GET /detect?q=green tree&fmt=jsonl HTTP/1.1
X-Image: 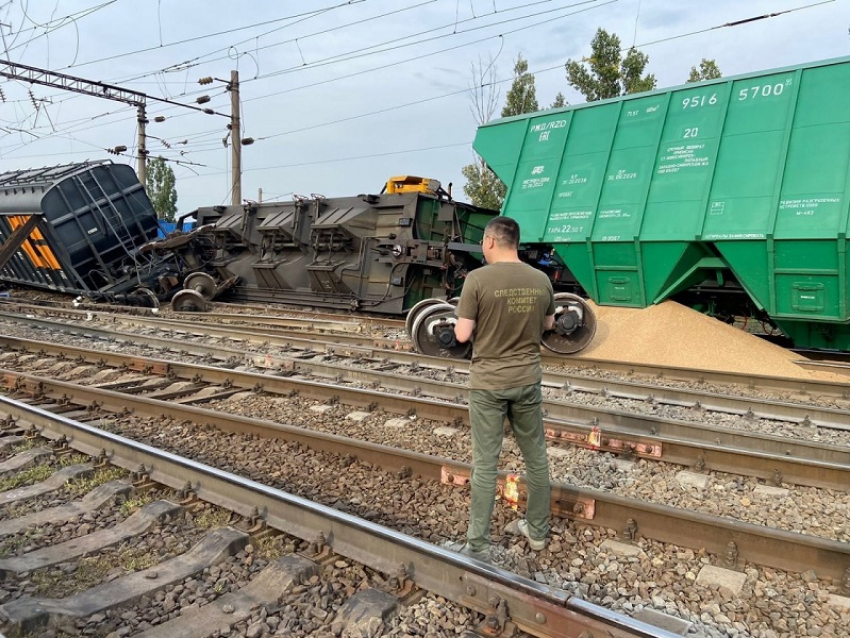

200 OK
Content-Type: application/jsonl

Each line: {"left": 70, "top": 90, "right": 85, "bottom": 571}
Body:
{"left": 551, "top": 92, "right": 567, "bottom": 109}
{"left": 462, "top": 53, "right": 544, "bottom": 210}
{"left": 687, "top": 59, "right": 722, "bottom": 83}
{"left": 502, "top": 54, "right": 538, "bottom": 117}
{"left": 461, "top": 163, "right": 506, "bottom": 211}
{"left": 145, "top": 156, "right": 178, "bottom": 222}
{"left": 564, "top": 28, "right": 656, "bottom": 102}
{"left": 461, "top": 55, "right": 505, "bottom": 210}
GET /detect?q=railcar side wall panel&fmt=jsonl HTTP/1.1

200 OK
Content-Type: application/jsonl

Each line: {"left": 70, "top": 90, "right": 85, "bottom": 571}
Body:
{"left": 474, "top": 55, "right": 850, "bottom": 349}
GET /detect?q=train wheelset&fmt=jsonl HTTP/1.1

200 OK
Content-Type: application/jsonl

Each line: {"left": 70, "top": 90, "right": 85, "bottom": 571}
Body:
{"left": 405, "top": 293, "right": 597, "bottom": 359}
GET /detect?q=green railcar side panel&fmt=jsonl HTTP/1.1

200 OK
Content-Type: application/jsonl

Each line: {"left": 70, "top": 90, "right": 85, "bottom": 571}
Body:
{"left": 544, "top": 104, "right": 620, "bottom": 245}
{"left": 596, "top": 269, "right": 641, "bottom": 305}
{"left": 473, "top": 55, "right": 850, "bottom": 348}
{"left": 776, "top": 319, "right": 850, "bottom": 351}
{"left": 641, "top": 242, "right": 695, "bottom": 304}
{"left": 592, "top": 240, "right": 642, "bottom": 306}
{"left": 498, "top": 112, "right": 574, "bottom": 241}
{"left": 771, "top": 64, "right": 850, "bottom": 323}
{"left": 554, "top": 244, "right": 595, "bottom": 298}
{"left": 773, "top": 240, "right": 842, "bottom": 320}
{"left": 473, "top": 120, "right": 527, "bottom": 195}
{"left": 709, "top": 241, "right": 770, "bottom": 311}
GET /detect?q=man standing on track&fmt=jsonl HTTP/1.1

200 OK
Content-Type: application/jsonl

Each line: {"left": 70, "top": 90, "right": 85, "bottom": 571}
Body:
{"left": 451, "top": 216, "right": 555, "bottom": 560}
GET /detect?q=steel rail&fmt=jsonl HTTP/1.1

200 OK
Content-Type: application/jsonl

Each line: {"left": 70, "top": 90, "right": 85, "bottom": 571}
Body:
{"left": 2, "top": 333, "right": 850, "bottom": 492}
{"left": 3, "top": 333, "right": 850, "bottom": 491}
{"left": 209, "top": 303, "right": 407, "bottom": 328}
{"left": 3, "top": 302, "right": 849, "bottom": 401}
{"left": 0, "top": 397, "right": 674, "bottom": 638}
{"left": 4, "top": 309, "right": 850, "bottom": 433}
{"left": 171, "top": 313, "right": 365, "bottom": 334}
{"left": 2, "top": 378, "right": 849, "bottom": 583}
{"left": 795, "top": 360, "right": 850, "bottom": 378}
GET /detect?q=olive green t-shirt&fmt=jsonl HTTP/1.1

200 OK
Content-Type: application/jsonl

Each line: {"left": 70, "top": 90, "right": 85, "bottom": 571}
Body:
{"left": 457, "top": 262, "right": 555, "bottom": 390}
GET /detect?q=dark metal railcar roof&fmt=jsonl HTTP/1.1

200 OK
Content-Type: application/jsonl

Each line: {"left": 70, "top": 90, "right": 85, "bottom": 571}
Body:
{"left": 0, "top": 160, "right": 110, "bottom": 189}
{"left": 0, "top": 160, "right": 113, "bottom": 214}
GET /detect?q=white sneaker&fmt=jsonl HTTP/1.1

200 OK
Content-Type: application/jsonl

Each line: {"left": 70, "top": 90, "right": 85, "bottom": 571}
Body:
{"left": 517, "top": 519, "right": 547, "bottom": 551}
{"left": 441, "top": 540, "right": 492, "bottom": 563}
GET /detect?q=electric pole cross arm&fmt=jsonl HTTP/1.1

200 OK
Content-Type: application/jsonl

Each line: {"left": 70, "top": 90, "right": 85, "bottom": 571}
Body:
{"left": 0, "top": 59, "right": 232, "bottom": 185}
{"left": 0, "top": 58, "right": 146, "bottom": 106}
{"left": 0, "top": 59, "right": 230, "bottom": 115}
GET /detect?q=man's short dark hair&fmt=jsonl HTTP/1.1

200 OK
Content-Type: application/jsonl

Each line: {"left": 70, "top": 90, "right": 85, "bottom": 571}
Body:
{"left": 485, "top": 216, "right": 520, "bottom": 248}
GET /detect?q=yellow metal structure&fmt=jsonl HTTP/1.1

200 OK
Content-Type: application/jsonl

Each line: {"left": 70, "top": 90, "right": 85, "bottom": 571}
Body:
{"left": 8, "top": 215, "right": 61, "bottom": 270}
{"left": 385, "top": 175, "right": 442, "bottom": 196}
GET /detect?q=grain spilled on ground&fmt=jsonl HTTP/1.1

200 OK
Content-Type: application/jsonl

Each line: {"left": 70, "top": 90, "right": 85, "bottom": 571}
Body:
{"left": 575, "top": 300, "right": 836, "bottom": 380}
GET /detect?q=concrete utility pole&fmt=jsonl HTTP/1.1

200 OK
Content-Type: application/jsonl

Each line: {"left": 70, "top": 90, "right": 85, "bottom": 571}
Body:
{"left": 229, "top": 70, "right": 241, "bottom": 206}
{"left": 136, "top": 104, "right": 148, "bottom": 185}
{"left": 199, "top": 71, "right": 250, "bottom": 207}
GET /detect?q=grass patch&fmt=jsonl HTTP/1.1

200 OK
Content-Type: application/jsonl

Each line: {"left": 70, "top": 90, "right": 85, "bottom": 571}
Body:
{"left": 253, "top": 534, "right": 291, "bottom": 560}
{"left": 10, "top": 438, "right": 38, "bottom": 453}
{"left": 3, "top": 501, "right": 36, "bottom": 519}
{"left": 193, "top": 505, "right": 233, "bottom": 529}
{"left": 32, "top": 545, "right": 159, "bottom": 597}
{"left": 0, "top": 463, "right": 53, "bottom": 491}
{"left": 119, "top": 493, "right": 154, "bottom": 517}
{"left": 58, "top": 453, "right": 89, "bottom": 467}
{"left": 0, "top": 534, "right": 29, "bottom": 558}
{"left": 66, "top": 467, "right": 127, "bottom": 497}
{"left": 0, "top": 527, "right": 47, "bottom": 558}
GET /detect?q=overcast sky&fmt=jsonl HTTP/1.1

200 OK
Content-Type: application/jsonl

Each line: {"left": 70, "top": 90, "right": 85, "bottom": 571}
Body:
{"left": 0, "top": 0, "right": 848, "bottom": 214}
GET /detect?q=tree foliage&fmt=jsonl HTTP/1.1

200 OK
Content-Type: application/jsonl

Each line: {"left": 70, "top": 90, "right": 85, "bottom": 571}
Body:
{"left": 551, "top": 92, "right": 567, "bottom": 109}
{"left": 461, "top": 163, "right": 506, "bottom": 211}
{"left": 687, "top": 59, "right": 722, "bottom": 83}
{"left": 145, "top": 156, "right": 178, "bottom": 222}
{"left": 564, "top": 28, "right": 656, "bottom": 102}
{"left": 462, "top": 53, "right": 545, "bottom": 210}
{"left": 461, "top": 55, "right": 504, "bottom": 210}
{"left": 502, "top": 54, "right": 538, "bottom": 117}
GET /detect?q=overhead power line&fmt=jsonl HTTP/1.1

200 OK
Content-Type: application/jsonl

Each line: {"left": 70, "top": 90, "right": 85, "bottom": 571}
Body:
{"left": 0, "top": 0, "right": 836, "bottom": 177}
{"left": 0, "top": 58, "right": 231, "bottom": 182}
{"left": 59, "top": 1, "right": 369, "bottom": 71}
{"left": 0, "top": 58, "right": 231, "bottom": 116}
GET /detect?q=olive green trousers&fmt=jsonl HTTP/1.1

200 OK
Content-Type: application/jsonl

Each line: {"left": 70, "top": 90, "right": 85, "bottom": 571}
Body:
{"left": 466, "top": 384, "right": 551, "bottom": 551}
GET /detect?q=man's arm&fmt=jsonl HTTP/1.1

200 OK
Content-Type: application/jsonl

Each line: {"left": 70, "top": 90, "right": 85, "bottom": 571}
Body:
{"left": 454, "top": 317, "right": 476, "bottom": 343}
{"left": 543, "top": 314, "right": 555, "bottom": 332}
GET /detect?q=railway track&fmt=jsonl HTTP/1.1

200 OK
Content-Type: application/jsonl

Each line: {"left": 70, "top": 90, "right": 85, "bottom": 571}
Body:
{"left": 0, "top": 344, "right": 848, "bottom": 575}
{"left": 4, "top": 300, "right": 849, "bottom": 402}
{"left": 2, "top": 313, "right": 850, "bottom": 495}
{"left": 1, "top": 302, "right": 850, "bottom": 634}
{"left": 1, "top": 365, "right": 849, "bottom": 636}
{"left": 0, "top": 398, "right": 673, "bottom": 638}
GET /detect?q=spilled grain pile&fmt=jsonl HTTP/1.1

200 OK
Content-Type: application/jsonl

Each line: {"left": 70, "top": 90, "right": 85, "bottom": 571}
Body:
{"left": 574, "top": 300, "right": 829, "bottom": 379}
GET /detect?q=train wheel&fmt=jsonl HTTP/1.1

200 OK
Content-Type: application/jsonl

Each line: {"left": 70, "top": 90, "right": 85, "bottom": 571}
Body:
{"left": 171, "top": 289, "right": 209, "bottom": 312}
{"left": 446, "top": 296, "right": 461, "bottom": 306}
{"left": 405, "top": 298, "right": 445, "bottom": 338}
{"left": 183, "top": 272, "right": 217, "bottom": 301}
{"left": 542, "top": 293, "right": 597, "bottom": 354}
{"left": 410, "top": 302, "right": 472, "bottom": 359}
{"left": 130, "top": 287, "right": 160, "bottom": 309}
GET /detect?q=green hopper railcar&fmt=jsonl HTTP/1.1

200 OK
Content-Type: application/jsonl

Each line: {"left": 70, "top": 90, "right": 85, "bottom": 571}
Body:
{"left": 473, "top": 55, "right": 850, "bottom": 350}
